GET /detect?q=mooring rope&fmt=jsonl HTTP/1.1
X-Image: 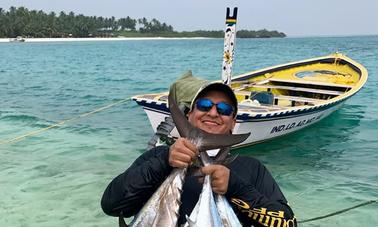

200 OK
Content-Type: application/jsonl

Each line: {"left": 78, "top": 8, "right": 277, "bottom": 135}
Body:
{"left": 298, "top": 199, "right": 377, "bottom": 223}
{"left": 0, "top": 97, "right": 131, "bottom": 145}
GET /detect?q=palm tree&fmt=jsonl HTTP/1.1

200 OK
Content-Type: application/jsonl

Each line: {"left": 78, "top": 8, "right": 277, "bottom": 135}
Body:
{"left": 0, "top": 8, "right": 6, "bottom": 37}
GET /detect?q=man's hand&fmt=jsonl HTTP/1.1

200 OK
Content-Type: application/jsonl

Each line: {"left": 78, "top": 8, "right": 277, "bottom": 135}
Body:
{"left": 169, "top": 138, "right": 198, "bottom": 168}
{"left": 201, "top": 165, "right": 230, "bottom": 195}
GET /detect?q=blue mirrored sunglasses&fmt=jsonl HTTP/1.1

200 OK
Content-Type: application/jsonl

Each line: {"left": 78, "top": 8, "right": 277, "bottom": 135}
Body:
{"left": 195, "top": 98, "right": 234, "bottom": 116}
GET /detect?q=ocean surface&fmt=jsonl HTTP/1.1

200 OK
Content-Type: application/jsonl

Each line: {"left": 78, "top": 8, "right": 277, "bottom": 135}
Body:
{"left": 1, "top": 36, "right": 377, "bottom": 227}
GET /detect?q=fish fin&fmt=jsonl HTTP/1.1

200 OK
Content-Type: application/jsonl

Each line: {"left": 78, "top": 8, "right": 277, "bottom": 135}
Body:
{"left": 200, "top": 151, "right": 212, "bottom": 166}
{"left": 213, "top": 147, "right": 230, "bottom": 163}
{"left": 118, "top": 212, "right": 128, "bottom": 227}
{"left": 222, "top": 154, "right": 238, "bottom": 165}
{"left": 168, "top": 91, "right": 191, "bottom": 138}
{"left": 213, "top": 147, "right": 239, "bottom": 165}
{"left": 198, "top": 130, "right": 250, "bottom": 151}
{"left": 185, "top": 215, "right": 196, "bottom": 227}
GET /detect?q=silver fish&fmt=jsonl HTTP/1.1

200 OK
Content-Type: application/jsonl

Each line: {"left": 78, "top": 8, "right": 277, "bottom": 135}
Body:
{"left": 215, "top": 194, "right": 242, "bottom": 227}
{"left": 130, "top": 92, "right": 250, "bottom": 227}
{"left": 184, "top": 152, "right": 222, "bottom": 227}
{"left": 184, "top": 150, "right": 242, "bottom": 227}
{"left": 130, "top": 168, "right": 185, "bottom": 227}
{"left": 185, "top": 174, "right": 222, "bottom": 227}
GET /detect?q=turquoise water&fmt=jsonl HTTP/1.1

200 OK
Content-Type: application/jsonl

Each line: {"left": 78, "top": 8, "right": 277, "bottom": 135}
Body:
{"left": 0, "top": 37, "right": 377, "bottom": 226}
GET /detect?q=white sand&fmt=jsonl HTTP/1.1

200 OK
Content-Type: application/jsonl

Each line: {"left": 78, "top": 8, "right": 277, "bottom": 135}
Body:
{"left": 0, "top": 37, "right": 209, "bottom": 43}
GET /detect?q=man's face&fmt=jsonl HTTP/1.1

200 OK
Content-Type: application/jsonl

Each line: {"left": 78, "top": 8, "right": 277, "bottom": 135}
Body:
{"left": 188, "top": 90, "right": 236, "bottom": 134}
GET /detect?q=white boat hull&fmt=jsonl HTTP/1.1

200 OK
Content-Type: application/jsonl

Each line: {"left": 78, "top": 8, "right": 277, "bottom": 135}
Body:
{"left": 141, "top": 101, "right": 344, "bottom": 148}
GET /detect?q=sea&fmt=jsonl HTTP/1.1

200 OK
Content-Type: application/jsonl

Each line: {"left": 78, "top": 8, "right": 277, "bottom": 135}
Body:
{"left": 1, "top": 36, "right": 377, "bottom": 227}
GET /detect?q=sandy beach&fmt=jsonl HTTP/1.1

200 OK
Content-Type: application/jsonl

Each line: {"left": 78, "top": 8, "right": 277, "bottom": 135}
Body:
{"left": 0, "top": 37, "right": 209, "bottom": 43}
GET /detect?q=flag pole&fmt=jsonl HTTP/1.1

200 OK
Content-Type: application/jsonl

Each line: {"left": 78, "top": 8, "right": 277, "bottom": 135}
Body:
{"left": 221, "top": 7, "right": 238, "bottom": 85}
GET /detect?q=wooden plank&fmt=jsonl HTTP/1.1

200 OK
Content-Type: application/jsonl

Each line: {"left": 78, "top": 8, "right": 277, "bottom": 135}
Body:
{"left": 234, "top": 91, "right": 251, "bottom": 96}
{"left": 233, "top": 78, "right": 271, "bottom": 91}
{"left": 252, "top": 84, "right": 344, "bottom": 95}
{"left": 238, "top": 103, "right": 284, "bottom": 112}
{"left": 268, "top": 78, "right": 353, "bottom": 89}
{"left": 275, "top": 95, "right": 323, "bottom": 103}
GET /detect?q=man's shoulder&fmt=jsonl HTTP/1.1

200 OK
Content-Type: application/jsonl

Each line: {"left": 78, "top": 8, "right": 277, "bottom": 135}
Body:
{"left": 135, "top": 145, "right": 170, "bottom": 163}
{"left": 145, "top": 145, "right": 170, "bottom": 157}
{"left": 236, "top": 155, "right": 262, "bottom": 164}
{"left": 230, "top": 155, "right": 266, "bottom": 170}
{"left": 153, "top": 145, "right": 170, "bottom": 153}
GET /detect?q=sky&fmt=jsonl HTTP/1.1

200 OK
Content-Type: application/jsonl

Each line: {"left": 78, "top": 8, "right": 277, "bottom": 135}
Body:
{"left": 1, "top": 0, "right": 378, "bottom": 37}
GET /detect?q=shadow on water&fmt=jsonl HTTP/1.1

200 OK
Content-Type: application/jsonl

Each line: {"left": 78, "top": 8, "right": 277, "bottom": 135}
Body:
{"left": 232, "top": 103, "right": 365, "bottom": 171}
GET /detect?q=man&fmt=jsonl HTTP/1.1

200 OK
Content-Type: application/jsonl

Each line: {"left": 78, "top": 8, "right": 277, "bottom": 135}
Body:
{"left": 101, "top": 82, "right": 297, "bottom": 226}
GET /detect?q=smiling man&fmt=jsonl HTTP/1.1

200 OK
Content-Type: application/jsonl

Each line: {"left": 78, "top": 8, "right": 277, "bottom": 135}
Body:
{"left": 101, "top": 80, "right": 297, "bottom": 226}
{"left": 188, "top": 85, "right": 237, "bottom": 134}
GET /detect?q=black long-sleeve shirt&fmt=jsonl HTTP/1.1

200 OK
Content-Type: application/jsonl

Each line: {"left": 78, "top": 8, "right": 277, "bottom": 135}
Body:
{"left": 101, "top": 146, "right": 297, "bottom": 226}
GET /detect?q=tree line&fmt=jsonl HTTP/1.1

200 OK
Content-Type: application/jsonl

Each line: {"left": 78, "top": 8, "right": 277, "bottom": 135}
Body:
{"left": 0, "top": 6, "right": 285, "bottom": 38}
{"left": 0, "top": 6, "right": 172, "bottom": 38}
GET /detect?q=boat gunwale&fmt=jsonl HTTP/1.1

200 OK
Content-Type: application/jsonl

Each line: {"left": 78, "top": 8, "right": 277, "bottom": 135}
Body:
{"left": 133, "top": 98, "right": 344, "bottom": 123}
{"left": 132, "top": 95, "right": 344, "bottom": 121}
{"left": 132, "top": 53, "right": 367, "bottom": 119}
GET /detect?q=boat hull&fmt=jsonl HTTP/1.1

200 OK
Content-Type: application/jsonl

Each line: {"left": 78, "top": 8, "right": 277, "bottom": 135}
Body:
{"left": 132, "top": 53, "right": 367, "bottom": 148}
{"left": 138, "top": 100, "right": 344, "bottom": 148}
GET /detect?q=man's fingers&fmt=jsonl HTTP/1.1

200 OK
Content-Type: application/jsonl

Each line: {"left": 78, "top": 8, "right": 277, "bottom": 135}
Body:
{"left": 169, "top": 138, "right": 199, "bottom": 168}
{"left": 171, "top": 160, "right": 189, "bottom": 168}
{"left": 173, "top": 152, "right": 193, "bottom": 164}
{"left": 182, "top": 140, "right": 198, "bottom": 158}
{"left": 200, "top": 165, "right": 230, "bottom": 195}
{"left": 170, "top": 151, "right": 192, "bottom": 168}
{"left": 201, "top": 165, "right": 215, "bottom": 175}
{"left": 175, "top": 138, "right": 198, "bottom": 157}
{"left": 182, "top": 139, "right": 197, "bottom": 151}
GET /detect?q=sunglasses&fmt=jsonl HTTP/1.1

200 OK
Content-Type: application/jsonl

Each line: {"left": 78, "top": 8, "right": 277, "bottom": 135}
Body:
{"left": 195, "top": 98, "right": 234, "bottom": 116}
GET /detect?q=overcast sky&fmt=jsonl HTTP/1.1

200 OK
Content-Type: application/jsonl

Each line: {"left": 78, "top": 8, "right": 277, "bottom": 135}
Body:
{"left": 2, "top": 0, "right": 378, "bottom": 37}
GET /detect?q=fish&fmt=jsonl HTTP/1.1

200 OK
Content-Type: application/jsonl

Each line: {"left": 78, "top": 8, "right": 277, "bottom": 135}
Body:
{"left": 184, "top": 152, "right": 242, "bottom": 227}
{"left": 129, "top": 92, "right": 250, "bottom": 227}
{"left": 184, "top": 152, "right": 222, "bottom": 227}
{"left": 185, "top": 174, "right": 222, "bottom": 227}
{"left": 130, "top": 168, "right": 186, "bottom": 227}
{"left": 215, "top": 194, "right": 242, "bottom": 227}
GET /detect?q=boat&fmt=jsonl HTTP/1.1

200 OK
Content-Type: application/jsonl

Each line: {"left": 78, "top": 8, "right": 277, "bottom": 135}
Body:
{"left": 132, "top": 52, "right": 368, "bottom": 148}
{"left": 9, "top": 36, "right": 25, "bottom": 42}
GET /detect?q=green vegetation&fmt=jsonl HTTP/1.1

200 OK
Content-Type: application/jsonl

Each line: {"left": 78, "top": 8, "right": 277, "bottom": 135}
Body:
{"left": 0, "top": 6, "right": 286, "bottom": 38}
{"left": 237, "top": 29, "right": 285, "bottom": 38}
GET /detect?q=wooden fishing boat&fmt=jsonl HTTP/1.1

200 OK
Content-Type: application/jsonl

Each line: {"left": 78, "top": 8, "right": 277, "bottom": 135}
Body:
{"left": 132, "top": 53, "right": 368, "bottom": 148}
{"left": 9, "top": 36, "right": 25, "bottom": 42}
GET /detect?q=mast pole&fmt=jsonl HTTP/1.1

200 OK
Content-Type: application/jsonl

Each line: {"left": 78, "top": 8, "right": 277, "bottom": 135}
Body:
{"left": 221, "top": 7, "right": 238, "bottom": 85}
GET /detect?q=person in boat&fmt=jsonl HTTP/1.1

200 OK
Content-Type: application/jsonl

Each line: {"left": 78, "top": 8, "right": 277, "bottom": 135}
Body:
{"left": 101, "top": 80, "right": 297, "bottom": 226}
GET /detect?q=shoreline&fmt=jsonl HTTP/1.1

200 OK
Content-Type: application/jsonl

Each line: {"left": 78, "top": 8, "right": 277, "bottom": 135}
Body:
{"left": 0, "top": 37, "right": 211, "bottom": 43}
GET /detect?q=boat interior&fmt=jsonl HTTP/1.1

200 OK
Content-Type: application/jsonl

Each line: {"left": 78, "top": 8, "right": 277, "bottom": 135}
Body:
{"left": 231, "top": 62, "right": 360, "bottom": 112}
{"left": 136, "top": 59, "right": 362, "bottom": 113}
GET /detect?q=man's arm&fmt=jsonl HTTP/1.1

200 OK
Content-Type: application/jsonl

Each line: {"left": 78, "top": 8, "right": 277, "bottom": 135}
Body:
{"left": 101, "top": 137, "right": 198, "bottom": 218}
{"left": 101, "top": 146, "right": 172, "bottom": 217}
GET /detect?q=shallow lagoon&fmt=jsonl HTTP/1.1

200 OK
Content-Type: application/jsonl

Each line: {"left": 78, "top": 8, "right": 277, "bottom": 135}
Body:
{"left": 1, "top": 36, "right": 377, "bottom": 226}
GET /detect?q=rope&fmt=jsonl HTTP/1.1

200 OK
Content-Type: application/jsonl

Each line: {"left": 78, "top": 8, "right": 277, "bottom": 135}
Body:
{"left": 146, "top": 104, "right": 187, "bottom": 150}
{"left": 298, "top": 199, "right": 377, "bottom": 223}
{"left": 0, "top": 98, "right": 131, "bottom": 145}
